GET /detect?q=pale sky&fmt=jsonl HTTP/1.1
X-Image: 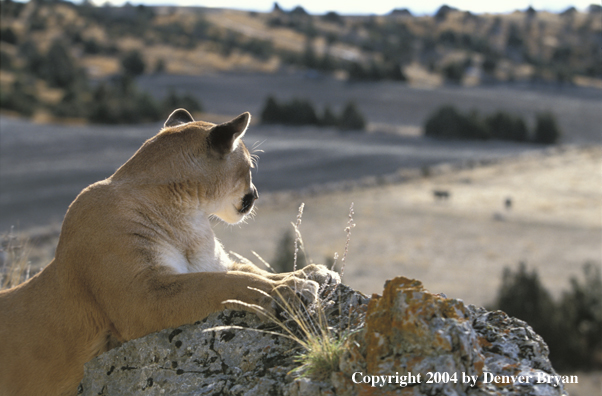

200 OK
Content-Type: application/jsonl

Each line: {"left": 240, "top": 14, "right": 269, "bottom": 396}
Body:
{"left": 101, "top": 0, "right": 595, "bottom": 16}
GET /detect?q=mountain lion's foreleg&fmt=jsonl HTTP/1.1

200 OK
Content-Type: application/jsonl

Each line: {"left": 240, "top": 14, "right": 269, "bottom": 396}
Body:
{"left": 100, "top": 269, "right": 318, "bottom": 341}
{"left": 230, "top": 262, "right": 341, "bottom": 286}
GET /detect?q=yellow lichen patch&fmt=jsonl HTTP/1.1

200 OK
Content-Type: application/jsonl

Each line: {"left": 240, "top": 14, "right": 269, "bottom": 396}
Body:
{"left": 366, "top": 277, "right": 436, "bottom": 371}
{"left": 365, "top": 277, "right": 414, "bottom": 371}
{"left": 433, "top": 331, "right": 452, "bottom": 350}
{"left": 474, "top": 360, "right": 484, "bottom": 374}
{"left": 402, "top": 354, "right": 427, "bottom": 373}
{"left": 478, "top": 336, "right": 492, "bottom": 348}
{"left": 501, "top": 363, "right": 521, "bottom": 375}
{"left": 364, "top": 276, "right": 482, "bottom": 375}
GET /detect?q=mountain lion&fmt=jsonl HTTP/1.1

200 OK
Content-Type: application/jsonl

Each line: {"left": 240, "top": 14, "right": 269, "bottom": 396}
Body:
{"left": 0, "top": 109, "right": 338, "bottom": 396}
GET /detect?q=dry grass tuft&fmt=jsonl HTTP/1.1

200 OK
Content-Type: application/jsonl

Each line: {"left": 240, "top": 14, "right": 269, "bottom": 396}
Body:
{"left": 209, "top": 202, "right": 358, "bottom": 381}
{"left": 212, "top": 285, "right": 355, "bottom": 381}
{"left": 330, "top": 202, "right": 355, "bottom": 281}
{"left": 292, "top": 203, "right": 305, "bottom": 272}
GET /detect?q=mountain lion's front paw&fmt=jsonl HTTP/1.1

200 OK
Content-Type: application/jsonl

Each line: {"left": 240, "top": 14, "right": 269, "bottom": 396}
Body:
{"left": 271, "top": 277, "right": 319, "bottom": 308}
{"left": 298, "top": 264, "right": 341, "bottom": 286}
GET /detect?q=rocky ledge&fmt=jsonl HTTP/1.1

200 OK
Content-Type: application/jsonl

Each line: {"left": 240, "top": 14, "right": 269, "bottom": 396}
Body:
{"left": 80, "top": 277, "right": 568, "bottom": 396}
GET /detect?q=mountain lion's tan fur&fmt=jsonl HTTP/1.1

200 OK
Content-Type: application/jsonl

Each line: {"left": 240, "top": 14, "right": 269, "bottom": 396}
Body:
{"left": 0, "top": 110, "right": 337, "bottom": 396}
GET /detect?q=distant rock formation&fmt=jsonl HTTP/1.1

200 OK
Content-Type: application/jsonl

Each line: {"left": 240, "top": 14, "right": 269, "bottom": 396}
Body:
{"left": 388, "top": 8, "right": 412, "bottom": 17}
{"left": 80, "top": 277, "right": 568, "bottom": 396}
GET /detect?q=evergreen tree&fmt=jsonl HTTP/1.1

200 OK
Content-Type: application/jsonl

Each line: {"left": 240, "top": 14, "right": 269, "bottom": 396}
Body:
{"left": 485, "top": 111, "right": 528, "bottom": 142}
{"left": 558, "top": 263, "right": 602, "bottom": 369}
{"left": 271, "top": 230, "right": 306, "bottom": 273}
{"left": 533, "top": 112, "right": 561, "bottom": 144}
{"left": 121, "top": 50, "right": 146, "bottom": 77}
{"left": 442, "top": 62, "right": 465, "bottom": 84}
{"left": 289, "top": 98, "right": 319, "bottom": 125}
{"left": 261, "top": 96, "right": 282, "bottom": 124}
{"left": 302, "top": 38, "right": 318, "bottom": 69}
{"left": 424, "top": 106, "right": 489, "bottom": 140}
{"left": 492, "top": 262, "right": 602, "bottom": 370}
{"left": 35, "top": 40, "right": 80, "bottom": 88}
{"left": 320, "top": 105, "right": 338, "bottom": 127}
{"left": 338, "top": 101, "right": 366, "bottom": 131}
{"left": 495, "top": 263, "right": 557, "bottom": 333}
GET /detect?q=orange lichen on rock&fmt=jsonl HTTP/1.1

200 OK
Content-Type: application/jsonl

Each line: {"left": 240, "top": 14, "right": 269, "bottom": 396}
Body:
{"left": 362, "top": 276, "right": 486, "bottom": 394}
{"left": 478, "top": 336, "right": 493, "bottom": 348}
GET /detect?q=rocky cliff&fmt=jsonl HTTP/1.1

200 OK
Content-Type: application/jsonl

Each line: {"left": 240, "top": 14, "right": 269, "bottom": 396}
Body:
{"left": 80, "top": 277, "right": 569, "bottom": 395}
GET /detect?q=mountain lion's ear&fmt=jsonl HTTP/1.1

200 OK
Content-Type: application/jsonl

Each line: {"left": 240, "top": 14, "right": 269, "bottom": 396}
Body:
{"left": 164, "top": 108, "right": 195, "bottom": 128}
{"left": 208, "top": 112, "right": 251, "bottom": 155}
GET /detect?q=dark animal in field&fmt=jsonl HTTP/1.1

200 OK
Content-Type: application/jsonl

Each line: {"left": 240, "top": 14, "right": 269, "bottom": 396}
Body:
{"left": 433, "top": 190, "right": 451, "bottom": 200}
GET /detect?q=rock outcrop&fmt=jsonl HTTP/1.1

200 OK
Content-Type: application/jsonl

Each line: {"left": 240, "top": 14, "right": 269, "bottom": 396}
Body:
{"left": 80, "top": 277, "right": 568, "bottom": 396}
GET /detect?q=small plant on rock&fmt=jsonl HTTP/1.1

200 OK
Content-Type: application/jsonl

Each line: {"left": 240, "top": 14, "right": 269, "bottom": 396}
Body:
{"left": 206, "top": 202, "right": 360, "bottom": 381}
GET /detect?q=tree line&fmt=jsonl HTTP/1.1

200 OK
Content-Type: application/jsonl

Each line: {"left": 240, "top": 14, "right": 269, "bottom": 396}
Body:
{"left": 491, "top": 262, "right": 602, "bottom": 371}
{"left": 424, "top": 106, "right": 561, "bottom": 144}
{"left": 0, "top": 34, "right": 201, "bottom": 124}
{"left": 261, "top": 96, "right": 366, "bottom": 131}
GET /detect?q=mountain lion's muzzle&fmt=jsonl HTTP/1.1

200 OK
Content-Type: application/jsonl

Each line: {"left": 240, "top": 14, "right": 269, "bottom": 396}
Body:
{"left": 239, "top": 185, "right": 258, "bottom": 214}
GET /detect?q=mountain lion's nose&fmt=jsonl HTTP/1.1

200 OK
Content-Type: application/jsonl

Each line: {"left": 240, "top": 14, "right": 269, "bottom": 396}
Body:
{"left": 240, "top": 186, "right": 258, "bottom": 214}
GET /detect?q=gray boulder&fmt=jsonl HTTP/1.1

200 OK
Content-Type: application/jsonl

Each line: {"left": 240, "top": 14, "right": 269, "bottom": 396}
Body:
{"left": 80, "top": 278, "right": 568, "bottom": 396}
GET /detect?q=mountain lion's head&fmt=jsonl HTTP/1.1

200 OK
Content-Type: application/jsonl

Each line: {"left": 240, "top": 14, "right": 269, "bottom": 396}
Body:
{"left": 113, "top": 108, "right": 258, "bottom": 224}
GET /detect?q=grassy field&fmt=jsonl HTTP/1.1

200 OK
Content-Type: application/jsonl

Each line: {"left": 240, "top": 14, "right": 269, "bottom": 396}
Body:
{"left": 3, "top": 145, "right": 599, "bottom": 306}
{"left": 214, "top": 146, "right": 601, "bottom": 307}
{"left": 4, "top": 147, "right": 602, "bottom": 305}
